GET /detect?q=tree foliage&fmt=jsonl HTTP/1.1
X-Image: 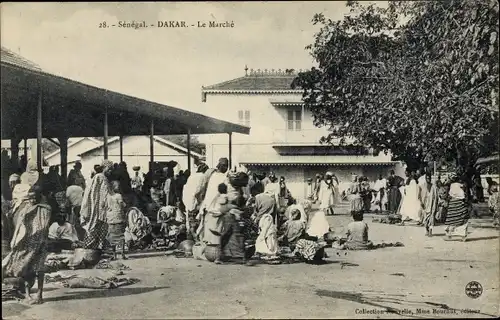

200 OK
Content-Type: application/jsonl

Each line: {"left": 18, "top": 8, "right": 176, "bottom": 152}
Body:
{"left": 158, "top": 135, "right": 206, "bottom": 156}
{"left": 292, "top": 0, "right": 499, "bottom": 171}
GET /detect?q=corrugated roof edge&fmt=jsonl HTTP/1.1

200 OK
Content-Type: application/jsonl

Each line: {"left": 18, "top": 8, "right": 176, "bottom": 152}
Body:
{"left": 1, "top": 62, "right": 250, "bottom": 135}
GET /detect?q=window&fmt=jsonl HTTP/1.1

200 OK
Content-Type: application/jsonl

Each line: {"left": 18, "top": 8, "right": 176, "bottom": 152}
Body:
{"left": 238, "top": 110, "right": 250, "bottom": 126}
{"left": 287, "top": 109, "right": 302, "bottom": 131}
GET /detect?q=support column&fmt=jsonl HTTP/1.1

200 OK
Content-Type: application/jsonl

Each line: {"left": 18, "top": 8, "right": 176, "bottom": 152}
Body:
{"left": 36, "top": 91, "right": 43, "bottom": 171}
{"left": 149, "top": 120, "right": 154, "bottom": 172}
{"left": 23, "top": 139, "right": 28, "bottom": 171}
{"left": 103, "top": 108, "right": 109, "bottom": 160}
{"left": 59, "top": 137, "right": 68, "bottom": 188}
{"left": 228, "top": 132, "right": 233, "bottom": 169}
{"left": 10, "top": 138, "right": 20, "bottom": 172}
{"left": 119, "top": 135, "right": 124, "bottom": 163}
{"left": 187, "top": 128, "right": 191, "bottom": 172}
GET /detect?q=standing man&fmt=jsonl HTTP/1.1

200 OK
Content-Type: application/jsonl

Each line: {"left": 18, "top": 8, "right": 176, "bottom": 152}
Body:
{"left": 67, "top": 161, "right": 86, "bottom": 190}
{"left": 373, "top": 174, "right": 387, "bottom": 212}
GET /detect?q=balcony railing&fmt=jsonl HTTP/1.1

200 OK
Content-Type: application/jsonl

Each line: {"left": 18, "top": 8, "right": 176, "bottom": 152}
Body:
{"left": 272, "top": 129, "right": 356, "bottom": 145}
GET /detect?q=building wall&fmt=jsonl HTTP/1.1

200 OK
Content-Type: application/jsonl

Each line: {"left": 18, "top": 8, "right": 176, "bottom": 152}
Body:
{"left": 46, "top": 138, "right": 101, "bottom": 168}
{"left": 198, "top": 93, "right": 303, "bottom": 148}
{"left": 78, "top": 136, "right": 198, "bottom": 178}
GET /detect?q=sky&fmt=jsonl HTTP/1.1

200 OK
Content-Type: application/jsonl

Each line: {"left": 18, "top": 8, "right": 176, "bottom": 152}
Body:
{"left": 0, "top": 1, "right": 359, "bottom": 115}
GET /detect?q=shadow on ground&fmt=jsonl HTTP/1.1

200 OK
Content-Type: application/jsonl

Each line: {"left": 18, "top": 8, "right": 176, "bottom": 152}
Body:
{"left": 43, "top": 286, "right": 169, "bottom": 303}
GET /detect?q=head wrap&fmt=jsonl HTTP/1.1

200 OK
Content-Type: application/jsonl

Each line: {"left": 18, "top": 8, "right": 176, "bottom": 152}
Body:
{"left": 21, "top": 160, "right": 39, "bottom": 186}
{"left": 217, "top": 157, "right": 229, "bottom": 167}
{"left": 301, "top": 200, "right": 312, "bottom": 213}
{"left": 196, "top": 163, "right": 209, "bottom": 173}
{"left": 290, "top": 208, "right": 301, "bottom": 220}
{"left": 9, "top": 173, "right": 20, "bottom": 183}
{"left": 101, "top": 159, "right": 114, "bottom": 171}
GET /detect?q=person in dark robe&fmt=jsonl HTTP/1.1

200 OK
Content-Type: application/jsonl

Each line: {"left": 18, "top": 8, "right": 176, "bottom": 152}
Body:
{"left": 67, "top": 162, "right": 86, "bottom": 190}
{"left": 486, "top": 177, "right": 499, "bottom": 196}
{"left": 387, "top": 170, "right": 403, "bottom": 214}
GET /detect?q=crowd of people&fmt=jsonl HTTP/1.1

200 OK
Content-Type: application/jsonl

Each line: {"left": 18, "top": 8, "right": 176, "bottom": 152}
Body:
{"left": 1, "top": 149, "right": 498, "bottom": 305}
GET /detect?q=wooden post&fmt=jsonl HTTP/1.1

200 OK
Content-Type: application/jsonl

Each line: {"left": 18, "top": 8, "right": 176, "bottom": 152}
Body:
{"left": 23, "top": 139, "right": 28, "bottom": 170}
{"left": 228, "top": 132, "right": 232, "bottom": 169}
{"left": 59, "top": 137, "right": 68, "bottom": 188}
{"left": 119, "top": 135, "right": 124, "bottom": 163}
{"left": 10, "top": 138, "right": 20, "bottom": 171}
{"left": 36, "top": 91, "right": 43, "bottom": 171}
{"left": 150, "top": 120, "right": 154, "bottom": 172}
{"left": 103, "top": 108, "right": 109, "bottom": 160}
{"left": 187, "top": 128, "right": 191, "bottom": 172}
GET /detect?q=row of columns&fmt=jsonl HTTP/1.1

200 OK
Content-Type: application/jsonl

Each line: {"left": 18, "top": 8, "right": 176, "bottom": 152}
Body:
{"left": 22, "top": 95, "right": 233, "bottom": 182}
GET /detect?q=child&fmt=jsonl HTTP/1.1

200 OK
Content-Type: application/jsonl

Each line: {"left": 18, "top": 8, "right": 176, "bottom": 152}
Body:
{"left": 107, "top": 180, "right": 127, "bottom": 260}
{"left": 333, "top": 211, "right": 373, "bottom": 250}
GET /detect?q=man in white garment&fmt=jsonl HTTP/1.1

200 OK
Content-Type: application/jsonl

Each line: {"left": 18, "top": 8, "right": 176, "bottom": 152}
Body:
{"left": 183, "top": 163, "right": 209, "bottom": 216}
{"left": 372, "top": 174, "right": 387, "bottom": 212}
{"left": 196, "top": 158, "right": 230, "bottom": 242}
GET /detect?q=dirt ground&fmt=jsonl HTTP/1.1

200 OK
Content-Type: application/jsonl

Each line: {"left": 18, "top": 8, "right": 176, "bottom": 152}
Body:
{"left": 3, "top": 203, "right": 499, "bottom": 319}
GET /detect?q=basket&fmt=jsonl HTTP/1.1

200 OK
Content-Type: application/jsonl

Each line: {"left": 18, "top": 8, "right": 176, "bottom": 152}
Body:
{"left": 204, "top": 244, "right": 221, "bottom": 262}
{"left": 178, "top": 240, "right": 195, "bottom": 255}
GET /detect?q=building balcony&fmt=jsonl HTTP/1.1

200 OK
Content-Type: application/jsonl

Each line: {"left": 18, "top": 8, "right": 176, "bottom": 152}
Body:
{"left": 272, "top": 129, "right": 356, "bottom": 146}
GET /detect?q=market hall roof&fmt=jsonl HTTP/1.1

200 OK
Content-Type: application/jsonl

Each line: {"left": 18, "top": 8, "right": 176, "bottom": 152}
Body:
{"left": 1, "top": 47, "right": 42, "bottom": 72}
{"left": 201, "top": 68, "right": 304, "bottom": 99}
{"left": 1, "top": 47, "right": 250, "bottom": 140}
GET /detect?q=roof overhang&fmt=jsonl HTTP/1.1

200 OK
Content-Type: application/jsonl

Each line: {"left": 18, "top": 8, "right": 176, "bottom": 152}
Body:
{"left": 240, "top": 161, "right": 397, "bottom": 166}
{"left": 239, "top": 154, "right": 398, "bottom": 166}
{"left": 1, "top": 62, "right": 250, "bottom": 139}
{"left": 202, "top": 89, "right": 303, "bottom": 94}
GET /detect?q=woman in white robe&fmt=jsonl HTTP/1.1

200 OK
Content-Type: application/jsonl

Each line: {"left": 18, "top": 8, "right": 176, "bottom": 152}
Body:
{"left": 400, "top": 177, "right": 422, "bottom": 223}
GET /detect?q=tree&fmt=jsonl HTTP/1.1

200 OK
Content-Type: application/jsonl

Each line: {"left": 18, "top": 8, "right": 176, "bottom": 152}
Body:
{"left": 292, "top": 0, "right": 499, "bottom": 172}
{"left": 159, "top": 135, "right": 206, "bottom": 156}
{"left": 41, "top": 139, "right": 59, "bottom": 154}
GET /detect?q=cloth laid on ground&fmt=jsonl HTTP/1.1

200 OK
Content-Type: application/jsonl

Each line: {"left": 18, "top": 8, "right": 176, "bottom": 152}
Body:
{"left": 44, "top": 273, "right": 139, "bottom": 289}
{"left": 372, "top": 214, "right": 402, "bottom": 224}
{"left": 332, "top": 239, "right": 404, "bottom": 250}
{"left": 2, "top": 281, "right": 26, "bottom": 301}
{"left": 94, "top": 259, "right": 131, "bottom": 271}
{"left": 44, "top": 251, "right": 74, "bottom": 273}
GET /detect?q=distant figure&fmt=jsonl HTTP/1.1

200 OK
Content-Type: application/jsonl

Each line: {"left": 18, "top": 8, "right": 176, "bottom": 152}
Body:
{"left": 486, "top": 177, "right": 498, "bottom": 196}
{"left": 19, "top": 155, "right": 27, "bottom": 173}
{"left": 131, "top": 166, "right": 144, "bottom": 193}
{"left": 67, "top": 162, "right": 86, "bottom": 190}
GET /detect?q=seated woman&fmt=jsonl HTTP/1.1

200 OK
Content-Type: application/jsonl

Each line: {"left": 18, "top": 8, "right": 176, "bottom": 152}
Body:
{"left": 278, "top": 208, "right": 306, "bottom": 251}
{"left": 47, "top": 213, "right": 82, "bottom": 252}
{"left": 333, "top": 211, "right": 373, "bottom": 250}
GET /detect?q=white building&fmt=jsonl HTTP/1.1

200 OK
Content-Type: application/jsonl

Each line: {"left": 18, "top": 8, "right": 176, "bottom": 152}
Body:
{"left": 45, "top": 137, "right": 101, "bottom": 169}
{"left": 200, "top": 68, "right": 405, "bottom": 200}
{"left": 64, "top": 136, "right": 203, "bottom": 179}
